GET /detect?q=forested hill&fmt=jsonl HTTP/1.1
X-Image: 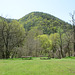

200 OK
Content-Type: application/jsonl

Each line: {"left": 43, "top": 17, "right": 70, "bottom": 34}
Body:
{"left": 0, "top": 16, "right": 16, "bottom": 23}
{"left": 19, "top": 12, "right": 72, "bottom": 34}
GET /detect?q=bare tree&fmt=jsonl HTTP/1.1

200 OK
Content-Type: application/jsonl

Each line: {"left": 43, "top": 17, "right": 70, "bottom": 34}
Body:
{"left": 70, "top": 11, "right": 75, "bottom": 56}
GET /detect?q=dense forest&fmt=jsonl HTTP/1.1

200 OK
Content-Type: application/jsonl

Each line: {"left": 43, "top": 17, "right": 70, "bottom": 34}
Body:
{"left": 19, "top": 12, "right": 72, "bottom": 34}
{"left": 0, "top": 12, "right": 74, "bottom": 59}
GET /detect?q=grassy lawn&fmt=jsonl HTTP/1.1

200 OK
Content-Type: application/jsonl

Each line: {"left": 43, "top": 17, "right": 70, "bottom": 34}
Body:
{"left": 0, "top": 57, "right": 75, "bottom": 75}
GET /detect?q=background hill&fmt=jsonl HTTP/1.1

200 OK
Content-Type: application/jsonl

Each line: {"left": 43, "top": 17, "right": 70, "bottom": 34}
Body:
{"left": 18, "top": 12, "right": 72, "bottom": 34}
{"left": 0, "top": 12, "right": 72, "bottom": 35}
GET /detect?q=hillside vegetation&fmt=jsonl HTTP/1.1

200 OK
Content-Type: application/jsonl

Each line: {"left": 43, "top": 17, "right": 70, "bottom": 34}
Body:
{"left": 0, "top": 11, "right": 74, "bottom": 59}
{"left": 19, "top": 12, "right": 72, "bottom": 34}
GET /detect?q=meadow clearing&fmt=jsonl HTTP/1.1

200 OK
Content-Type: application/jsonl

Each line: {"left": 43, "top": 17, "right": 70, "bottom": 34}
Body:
{"left": 0, "top": 57, "right": 75, "bottom": 75}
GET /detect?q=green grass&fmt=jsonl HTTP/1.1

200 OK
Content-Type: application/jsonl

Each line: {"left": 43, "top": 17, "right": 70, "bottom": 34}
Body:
{"left": 0, "top": 57, "right": 75, "bottom": 75}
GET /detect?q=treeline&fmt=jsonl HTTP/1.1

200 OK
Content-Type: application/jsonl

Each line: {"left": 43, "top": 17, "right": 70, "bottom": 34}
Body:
{"left": 0, "top": 12, "right": 74, "bottom": 59}
{"left": 19, "top": 27, "right": 73, "bottom": 59}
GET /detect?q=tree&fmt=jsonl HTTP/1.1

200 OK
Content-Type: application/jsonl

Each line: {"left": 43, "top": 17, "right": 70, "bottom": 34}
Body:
{"left": 0, "top": 19, "right": 25, "bottom": 59}
{"left": 57, "top": 27, "right": 64, "bottom": 58}
{"left": 63, "top": 31, "right": 73, "bottom": 57}
{"left": 24, "top": 27, "right": 43, "bottom": 56}
{"left": 70, "top": 12, "right": 75, "bottom": 56}
{"left": 49, "top": 33, "right": 59, "bottom": 58}
{"left": 37, "top": 34, "right": 52, "bottom": 56}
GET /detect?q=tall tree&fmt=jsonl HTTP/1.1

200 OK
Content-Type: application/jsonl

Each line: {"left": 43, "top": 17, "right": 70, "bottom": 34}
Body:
{"left": 70, "top": 12, "right": 75, "bottom": 56}
{"left": 49, "top": 33, "right": 59, "bottom": 58}
{"left": 63, "top": 32, "right": 73, "bottom": 57}
{"left": 37, "top": 34, "right": 52, "bottom": 56}
{"left": 57, "top": 27, "right": 64, "bottom": 58}
{"left": 0, "top": 19, "right": 25, "bottom": 59}
{"left": 24, "top": 27, "right": 43, "bottom": 56}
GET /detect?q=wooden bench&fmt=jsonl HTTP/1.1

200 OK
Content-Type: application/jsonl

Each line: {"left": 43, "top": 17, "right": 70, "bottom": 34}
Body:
{"left": 21, "top": 56, "right": 32, "bottom": 60}
{"left": 40, "top": 55, "right": 51, "bottom": 60}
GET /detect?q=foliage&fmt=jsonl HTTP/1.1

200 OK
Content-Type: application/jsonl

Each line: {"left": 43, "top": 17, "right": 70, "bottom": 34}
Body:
{"left": 49, "top": 33, "right": 59, "bottom": 51}
{"left": 0, "top": 12, "right": 74, "bottom": 59}
{"left": 19, "top": 12, "right": 72, "bottom": 34}
{"left": 0, "top": 19, "right": 25, "bottom": 59}
{"left": 37, "top": 34, "right": 52, "bottom": 55}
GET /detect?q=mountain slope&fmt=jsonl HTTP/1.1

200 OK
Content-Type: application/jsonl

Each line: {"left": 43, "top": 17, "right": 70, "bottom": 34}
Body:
{"left": 19, "top": 12, "right": 72, "bottom": 34}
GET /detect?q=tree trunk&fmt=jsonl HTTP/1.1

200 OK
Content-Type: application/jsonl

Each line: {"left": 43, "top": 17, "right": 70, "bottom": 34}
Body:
{"left": 35, "top": 42, "right": 38, "bottom": 57}
{"left": 6, "top": 50, "right": 10, "bottom": 59}
{"left": 5, "top": 44, "right": 10, "bottom": 59}
{"left": 67, "top": 43, "right": 71, "bottom": 57}
{"left": 5, "top": 36, "right": 10, "bottom": 59}
{"left": 60, "top": 33, "right": 64, "bottom": 58}
{"left": 58, "top": 50, "right": 61, "bottom": 59}
{"left": 2, "top": 51, "right": 5, "bottom": 59}
{"left": 52, "top": 49, "right": 55, "bottom": 58}
{"left": 74, "top": 26, "right": 75, "bottom": 56}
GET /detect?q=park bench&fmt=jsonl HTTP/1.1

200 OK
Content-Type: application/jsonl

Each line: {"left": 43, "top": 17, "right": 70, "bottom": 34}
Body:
{"left": 21, "top": 56, "right": 32, "bottom": 60}
{"left": 40, "top": 55, "right": 51, "bottom": 60}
